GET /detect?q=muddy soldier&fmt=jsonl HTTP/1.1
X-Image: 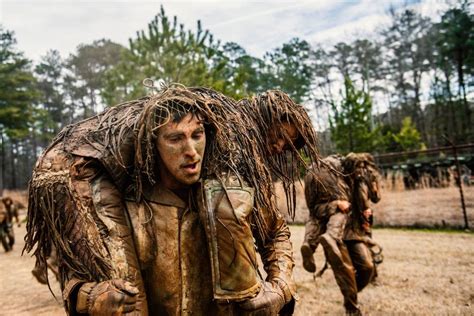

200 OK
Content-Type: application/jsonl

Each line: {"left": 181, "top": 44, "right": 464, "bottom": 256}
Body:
{"left": 25, "top": 84, "right": 319, "bottom": 315}
{"left": 301, "top": 153, "right": 381, "bottom": 315}
{"left": 0, "top": 197, "right": 20, "bottom": 252}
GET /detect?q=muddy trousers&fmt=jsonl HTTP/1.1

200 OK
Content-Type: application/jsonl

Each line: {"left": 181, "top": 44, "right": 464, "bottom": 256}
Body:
{"left": 345, "top": 241, "right": 375, "bottom": 292}
{"left": 301, "top": 218, "right": 322, "bottom": 273}
{"left": 319, "top": 213, "right": 360, "bottom": 312}
{"left": 303, "top": 218, "right": 321, "bottom": 251}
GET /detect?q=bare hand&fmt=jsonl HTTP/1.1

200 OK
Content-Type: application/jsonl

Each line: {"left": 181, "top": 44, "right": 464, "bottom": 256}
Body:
{"left": 337, "top": 200, "right": 351, "bottom": 213}
{"left": 363, "top": 208, "right": 372, "bottom": 219}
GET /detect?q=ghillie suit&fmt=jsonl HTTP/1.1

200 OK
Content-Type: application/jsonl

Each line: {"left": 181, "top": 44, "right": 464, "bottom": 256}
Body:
{"left": 301, "top": 155, "right": 349, "bottom": 272}
{"left": 343, "top": 153, "right": 383, "bottom": 286}
{"left": 302, "top": 155, "right": 360, "bottom": 313}
{"left": 0, "top": 201, "right": 12, "bottom": 252}
{"left": 301, "top": 153, "right": 382, "bottom": 315}
{"left": 25, "top": 84, "right": 320, "bottom": 315}
{"left": 237, "top": 90, "right": 320, "bottom": 220}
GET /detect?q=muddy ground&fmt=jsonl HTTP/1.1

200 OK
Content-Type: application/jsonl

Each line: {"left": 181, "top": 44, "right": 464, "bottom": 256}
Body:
{"left": 1, "top": 224, "right": 473, "bottom": 315}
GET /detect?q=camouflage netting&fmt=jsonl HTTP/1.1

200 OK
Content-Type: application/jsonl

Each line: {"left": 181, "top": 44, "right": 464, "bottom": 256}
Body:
{"left": 237, "top": 90, "right": 320, "bottom": 220}
{"left": 24, "top": 82, "right": 321, "bottom": 286}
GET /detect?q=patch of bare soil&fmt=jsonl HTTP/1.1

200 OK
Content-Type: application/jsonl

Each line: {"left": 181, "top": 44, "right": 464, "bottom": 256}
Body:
{"left": 291, "top": 226, "right": 474, "bottom": 315}
{"left": 0, "top": 220, "right": 63, "bottom": 315}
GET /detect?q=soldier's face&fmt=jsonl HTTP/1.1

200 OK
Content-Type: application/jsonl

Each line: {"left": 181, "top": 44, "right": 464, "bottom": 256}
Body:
{"left": 156, "top": 113, "right": 206, "bottom": 189}
{"left": 267, "top": 121, "right": 299, "bottom": 155}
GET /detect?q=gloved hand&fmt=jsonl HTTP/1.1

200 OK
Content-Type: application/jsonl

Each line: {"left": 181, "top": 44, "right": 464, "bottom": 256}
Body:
{"left": 239, "top": 281, "right": 289, "bottom": 315}
{"left": 76, "top": 279, "right": 139, "bottom": 315}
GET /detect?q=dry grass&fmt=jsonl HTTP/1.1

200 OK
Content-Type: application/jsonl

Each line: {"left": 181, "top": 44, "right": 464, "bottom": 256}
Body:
{"left": 1, "top": 225, "right": 473, "bottom": 315}
{"left": 291, "top": 226, "right": 474, "bottom": 315}
{"left": 2, "top": 186, "right": 473, "bottom": 315}
{"left": 277, "top": 182, "right": 474, "bottom": 229}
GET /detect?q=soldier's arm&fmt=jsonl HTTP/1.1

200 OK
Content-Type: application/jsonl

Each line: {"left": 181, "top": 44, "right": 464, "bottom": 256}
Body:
{"left": 254, "top": 211, "right": 296, "bottom": 307}
{"left": 13, "top": 205, "right": 20, "bottom": 226}
{"left": 63, "top": 157, "right": 147, "bottom": 315}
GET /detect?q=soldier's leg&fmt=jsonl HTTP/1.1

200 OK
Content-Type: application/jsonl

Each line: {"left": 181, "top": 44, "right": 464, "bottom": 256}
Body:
{"left": 346, "top": 241, "right": 374, "bottom": 292}
{"left": 32, "top": 258, "right": 48, "bottom": 284}
{"left": 320, "top": 213, "right": 360, "bottom": 314}
{"left": 6, "top": 223, "right": 14, "bottom": 249}
{"left": 47, "top": 246, "right": 60, "bottom": 282}
{"left": 301, "top": 218, "right": 321, "bottom": 273}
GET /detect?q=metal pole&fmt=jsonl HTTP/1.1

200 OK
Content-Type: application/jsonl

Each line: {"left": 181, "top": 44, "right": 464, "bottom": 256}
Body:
{"left": 444, "top": 136, "right": 469, "bottom": 230}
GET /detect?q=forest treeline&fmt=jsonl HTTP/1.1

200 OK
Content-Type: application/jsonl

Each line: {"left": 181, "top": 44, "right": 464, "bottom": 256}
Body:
{"left": 0, "top": 2, "right": 473, "bottom": 189}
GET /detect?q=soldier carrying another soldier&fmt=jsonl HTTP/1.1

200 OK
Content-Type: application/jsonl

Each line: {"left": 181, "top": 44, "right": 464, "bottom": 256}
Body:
{"left": 301, "top": 152, "right": 382, "bottom": 315}
{"left": 25, "top": 83, "right": 319, "bottom": 315}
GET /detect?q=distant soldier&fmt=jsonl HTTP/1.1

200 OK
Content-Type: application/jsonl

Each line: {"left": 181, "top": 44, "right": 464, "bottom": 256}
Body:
{"left": 2, "top": 197, "right": 21, "bottom": 226}
{"left": 0, "top": 197, "right": 19, "bottom": 252}
{"left": 301, "top": 155, "right": 350, "bottom": 273}
{"left": 301, "top": 153, "right": 382, "bottom": 315}
{"left": 343, "top": 153, "right": 382, "bottom": 290}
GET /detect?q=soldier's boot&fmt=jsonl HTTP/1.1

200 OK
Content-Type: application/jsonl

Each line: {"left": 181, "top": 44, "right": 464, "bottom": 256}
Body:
{"left": 301, "top": 243, "right": 316, "bottom": 273}
{"left": 31, "top": 262, "right": 48, "bottom": 284}
{"left": 7, "top": 230, "right": 14, "bottom": 249}
{"left": 346, "top": 306, "right": 362, "bottom": 316}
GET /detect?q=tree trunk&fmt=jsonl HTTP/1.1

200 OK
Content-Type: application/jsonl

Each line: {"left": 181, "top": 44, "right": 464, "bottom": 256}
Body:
{"left": 10, "top": 140, "right": 17, "bottom": 189}
{"left": 458, "top": 60, "right": 470, "bottom": 140}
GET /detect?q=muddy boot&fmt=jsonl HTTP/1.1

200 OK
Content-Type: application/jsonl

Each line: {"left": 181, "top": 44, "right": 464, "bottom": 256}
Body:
{"left": 32, "top": 261, "right": 48, "bottom": 284}
{"left": 346, "top": 306, "right": 362, "bottom": 316}
{"left": 301, "top": 243, "right": 316, "bottom": 273}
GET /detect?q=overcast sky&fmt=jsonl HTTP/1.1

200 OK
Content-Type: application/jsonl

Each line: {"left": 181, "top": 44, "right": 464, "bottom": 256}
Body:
{"left": 0, "top": 0, "right": 450, "bottom": 62}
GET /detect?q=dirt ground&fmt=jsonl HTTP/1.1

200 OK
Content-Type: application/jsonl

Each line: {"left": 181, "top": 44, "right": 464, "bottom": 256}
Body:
{"left": 291, "top": 226, "right": 474, "bottom": 315}
{"left": 1, "top": 224, "right": 473, "bottom": 315}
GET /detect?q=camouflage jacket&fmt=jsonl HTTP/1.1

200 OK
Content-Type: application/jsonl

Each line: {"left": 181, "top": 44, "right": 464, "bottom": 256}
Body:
{"left": 304, "top": 155, "right": 370, "bottom": 241}
{"left": 304, "top": 156, "right": 351, "bottom": 222}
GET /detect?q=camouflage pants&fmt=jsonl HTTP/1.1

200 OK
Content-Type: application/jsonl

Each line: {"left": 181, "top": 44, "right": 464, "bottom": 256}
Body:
{"left": 319, "top": 213, "right": 359, "bottom": 312}
{"left": 303, "top": 218, "right": 321, "bottom": 251}
{"left": 346, "top": 241, "right": 375, "bottom": 292}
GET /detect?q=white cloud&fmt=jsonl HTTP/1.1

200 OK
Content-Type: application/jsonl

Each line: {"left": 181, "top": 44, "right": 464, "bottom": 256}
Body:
{"left": 0, "top": 0, "right": 454, "bottom": 63}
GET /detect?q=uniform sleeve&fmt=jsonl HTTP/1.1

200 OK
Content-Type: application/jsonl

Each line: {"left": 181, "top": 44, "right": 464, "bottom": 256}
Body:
{"left": 64, "top": 157, "right": 148, "bottom": 315}
{"left": 305, "top": 170, "right": 342, "bottom": 220}
{"left": 254, "top": 210, "right": 297, "bottom": 303}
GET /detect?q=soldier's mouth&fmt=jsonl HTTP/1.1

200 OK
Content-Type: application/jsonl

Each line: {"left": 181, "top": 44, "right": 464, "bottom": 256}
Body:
{"left": 181, "top": 161, "right": 200, "bottom": 173}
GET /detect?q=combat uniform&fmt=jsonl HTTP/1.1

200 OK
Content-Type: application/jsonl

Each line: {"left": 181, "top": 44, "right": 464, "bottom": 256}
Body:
{"left": 0, "top": 198, "right": 16, "bottom": 251}
{"left": 302, "top": 154, "right": 378, "bottom": 314}
{"left": 302, "top": 156, "right": 361, "bottom": 313}
{"left": 27, "top": 97, "right": 296, "bottom": 315}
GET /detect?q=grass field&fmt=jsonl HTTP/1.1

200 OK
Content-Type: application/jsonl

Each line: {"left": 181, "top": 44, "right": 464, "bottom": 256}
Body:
{"left": 278, "top": 183, "right": 474, "bottom": 229}
{"left": 1, "top": 224, "right": 473, "bottom": 315}
{"left": 290, "top": 226, "right": 474, "bottom": 315}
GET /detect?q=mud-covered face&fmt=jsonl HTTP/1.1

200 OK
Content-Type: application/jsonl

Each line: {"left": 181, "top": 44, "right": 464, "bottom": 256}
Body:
{"left": 156, "top": 113, "right": 206, "bottom": 189}
{"left": 354, "top": 161, "right": 381, "bottom": 203}
{"left": 267, "top": 121, "right": 299, "bottom": 155}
